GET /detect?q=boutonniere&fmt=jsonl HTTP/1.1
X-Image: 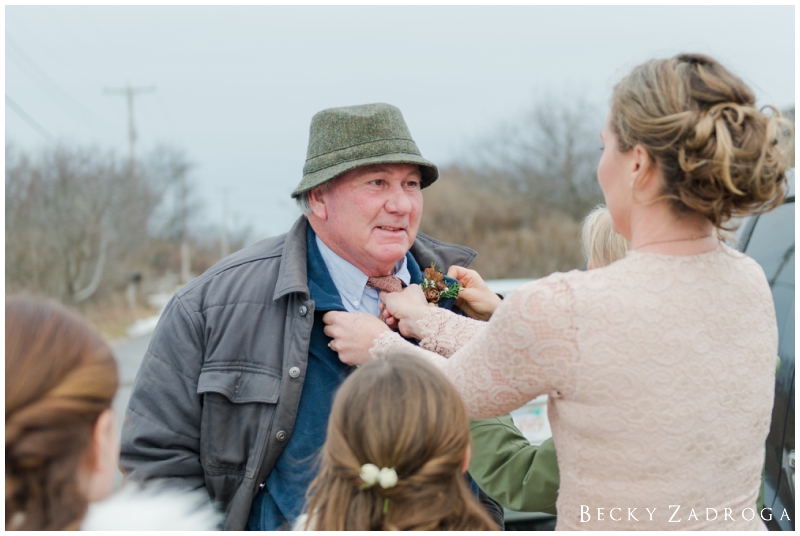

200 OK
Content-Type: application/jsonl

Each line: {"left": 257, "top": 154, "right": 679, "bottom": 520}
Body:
{"left": 421, "top": 263, "right": 462, "bottom": 306}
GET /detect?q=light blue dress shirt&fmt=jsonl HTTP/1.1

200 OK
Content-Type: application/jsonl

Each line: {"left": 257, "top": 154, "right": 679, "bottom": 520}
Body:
{"left": 315, "top": 235, "right": 410, "bottom": 316}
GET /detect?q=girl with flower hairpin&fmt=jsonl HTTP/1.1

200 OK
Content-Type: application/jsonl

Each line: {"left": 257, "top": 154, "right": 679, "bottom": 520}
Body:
{"left": 294, "top": 354, "right": 496, "bottom": 531}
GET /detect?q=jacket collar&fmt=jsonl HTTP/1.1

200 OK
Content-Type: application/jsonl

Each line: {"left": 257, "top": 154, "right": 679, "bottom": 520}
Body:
{"left": 273, "top": 216, "right": 477, "bottom": 302}
{"left": 273, "top": 217, "right": 312, "bottom": 301}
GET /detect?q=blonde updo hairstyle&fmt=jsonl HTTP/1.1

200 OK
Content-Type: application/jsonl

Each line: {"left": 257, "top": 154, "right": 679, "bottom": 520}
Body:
{"left": 302, "top": 354, "right": 496, "bottom": 531}
{"left": 611, "top": 53, "right": 791, "bottom": 227}
{"left": 5, "top": 296, "right": 119, "bottom": 530}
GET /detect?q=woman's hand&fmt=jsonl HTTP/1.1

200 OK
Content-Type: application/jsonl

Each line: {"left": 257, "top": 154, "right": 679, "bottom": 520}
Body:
{"left": 446, "top": 266, "right": 502, "bottom": 321}
{"left": 379, "top": 284, "right": 431, "bottom": 340}
{"left": 323, "top": 311, "right": 389, "bottom": 366}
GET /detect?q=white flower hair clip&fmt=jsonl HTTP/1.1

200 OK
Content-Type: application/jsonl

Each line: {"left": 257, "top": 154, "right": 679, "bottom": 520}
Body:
{"left": 359, "top": 463, "right": 397, "bottom": 489}
{"left": 359, "top": 463, "right": 398, "bottom": 514}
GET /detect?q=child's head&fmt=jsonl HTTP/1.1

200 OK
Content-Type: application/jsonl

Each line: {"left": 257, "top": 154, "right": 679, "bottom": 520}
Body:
{"left": 303, "top": 355, "right": 495, "bottom": 531}
{"left": 581, "top": 205, "right": 630, "bottom": 269}
{"left": 6, "top": 296, "right": 119, "bottom": 530}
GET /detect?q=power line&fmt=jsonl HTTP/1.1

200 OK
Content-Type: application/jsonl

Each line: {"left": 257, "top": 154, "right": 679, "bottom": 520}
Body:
{"left": 45, "top": 7, "right": 122, "bottom": 78}
{"left": 78, "top": 8, "right": 132, "bottom": 74}
{"left": 7, "top": 36, "right": 111, "bottom": 129}
{"left": 5, "top": 95, "right": 56, "bottom": 144}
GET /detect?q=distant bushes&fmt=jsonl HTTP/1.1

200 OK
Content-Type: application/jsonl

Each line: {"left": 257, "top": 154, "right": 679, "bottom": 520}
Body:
{"left": 421, "top": 166, "right": 587, "bottom": 279}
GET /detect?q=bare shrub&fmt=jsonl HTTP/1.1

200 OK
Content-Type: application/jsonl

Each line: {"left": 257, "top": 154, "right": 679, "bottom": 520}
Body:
{"left": 421, "top": 167, "right": 584, "bottom": 279}
{"left": 5, "top": 144, "right": 154, "bottom": 303}
{"left": 5, "top": 143, "right": 246, "bottom": 310}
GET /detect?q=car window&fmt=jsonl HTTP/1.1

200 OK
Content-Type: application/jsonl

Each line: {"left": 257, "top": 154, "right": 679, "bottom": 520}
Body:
{"left": 745, "top": 201, "right": 795, "bottom": 283}
{"left": 744, "top": 201, "right": 795, "bottom": 342}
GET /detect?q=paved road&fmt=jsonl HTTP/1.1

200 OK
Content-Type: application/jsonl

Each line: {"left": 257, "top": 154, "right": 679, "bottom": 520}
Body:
{"left": 110, "top": 332, "right": 152, "bottom": 487}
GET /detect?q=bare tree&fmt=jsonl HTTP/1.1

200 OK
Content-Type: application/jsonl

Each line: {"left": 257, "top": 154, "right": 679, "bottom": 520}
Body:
{"left": 6, "top": 145, "right": 157, "bottom": 303}
{"left": 8, "top": 146, "right": 108, "bottom": 302}
{"left": 139, "top": 145, "right": 202, "bottom": 242}
{"left": 470, "top": 94, "right": 605, "bottom": 219}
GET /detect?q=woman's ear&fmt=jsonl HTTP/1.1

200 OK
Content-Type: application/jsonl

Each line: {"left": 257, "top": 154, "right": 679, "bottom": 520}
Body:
{"left": 629, "top": 144, "right": 653, "bottom": 190}
{"left": 83, "top": 408, "right": 119, "bottom": 503}
{"left": 462, "top": 444, "right": 471, "bottom": 474}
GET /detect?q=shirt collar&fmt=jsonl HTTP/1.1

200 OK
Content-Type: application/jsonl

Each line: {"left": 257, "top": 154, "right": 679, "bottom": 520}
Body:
{"left": 315, "top": 236, "right": 411, "bottom": 308}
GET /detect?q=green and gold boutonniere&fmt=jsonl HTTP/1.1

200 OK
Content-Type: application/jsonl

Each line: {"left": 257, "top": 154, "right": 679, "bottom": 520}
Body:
{"left": 421, "top": 263, "right": 462, "bottom": 306}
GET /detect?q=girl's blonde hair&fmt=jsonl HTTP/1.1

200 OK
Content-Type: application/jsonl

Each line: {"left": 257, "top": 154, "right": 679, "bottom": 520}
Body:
{"left": 302, "top": 355, "right": 496, "bottom": 531}
{"left": 581, "top": 205, "right": 629, "bottom": 268}
{"left": 610, "top": 53, "right": 791, "bottom": 228}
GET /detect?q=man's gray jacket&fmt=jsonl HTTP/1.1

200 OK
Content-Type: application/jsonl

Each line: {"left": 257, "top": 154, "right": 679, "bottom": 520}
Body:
{"left": 119, "top": 216, "right": 477, "bottom": 530}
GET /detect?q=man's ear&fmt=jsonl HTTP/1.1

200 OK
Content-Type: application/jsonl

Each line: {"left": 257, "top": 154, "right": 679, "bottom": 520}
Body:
{"left": 308, "top": 186, "right": 328, "bottom": 220}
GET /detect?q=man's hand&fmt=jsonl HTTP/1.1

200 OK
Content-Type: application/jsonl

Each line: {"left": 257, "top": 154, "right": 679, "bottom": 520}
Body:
{"left": 446, "top": 266, "right": 502, "bottom": 321}
{"left": 323, "top": 311, "right": 389, "bottom": 366}
{"left": 379, "top": 284, "right": 430, "bottom": 340}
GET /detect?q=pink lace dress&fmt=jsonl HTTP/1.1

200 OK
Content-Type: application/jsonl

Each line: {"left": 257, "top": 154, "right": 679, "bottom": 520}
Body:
{"left": 371, "top": 244, "right": 776, "bottom": 530}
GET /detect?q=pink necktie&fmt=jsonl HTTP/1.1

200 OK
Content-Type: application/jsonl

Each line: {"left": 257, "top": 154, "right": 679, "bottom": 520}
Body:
{"left": 366, "top": 275, "right": 404, "bottom": 294}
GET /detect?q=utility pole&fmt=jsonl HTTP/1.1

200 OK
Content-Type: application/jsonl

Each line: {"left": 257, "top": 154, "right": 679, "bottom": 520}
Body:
{"left": 179, "top": 167, "right": 191, "bottom": 284}
{"left": 104, "top": 82, "right": 155, "bottom": 176}
{"left": 220, "top": 188, "right": 230, "bottom": 259}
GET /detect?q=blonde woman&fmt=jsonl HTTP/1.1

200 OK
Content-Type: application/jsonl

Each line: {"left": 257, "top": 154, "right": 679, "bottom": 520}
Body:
{"left": 462, "top": 205, "right": 630, "bottom": 517}
{"left": 296, "top": 354, "right": 496, "bottom": 530}
{"left": 582, "top": 205, "right": 630, "bottom": 269}
{"left": 324, "top": 53, "right": 790, "bottom": 529}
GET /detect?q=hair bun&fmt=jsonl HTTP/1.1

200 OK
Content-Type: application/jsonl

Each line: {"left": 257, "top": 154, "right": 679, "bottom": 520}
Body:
{"left": 612, "top": 53, "right": 791, "bottom": 226}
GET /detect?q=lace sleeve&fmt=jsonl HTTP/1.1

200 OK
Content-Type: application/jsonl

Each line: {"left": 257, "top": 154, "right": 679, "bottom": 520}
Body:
{"left": 416, "top": 307, "right": 487, "bottom": 357}
{"left": 372, "top": 276, "right": 581, "bottom": 419}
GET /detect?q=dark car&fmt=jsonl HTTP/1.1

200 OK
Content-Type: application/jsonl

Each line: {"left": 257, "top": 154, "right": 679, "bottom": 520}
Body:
{"left": 737, "top": 169, "right": 795, "bottom": 530}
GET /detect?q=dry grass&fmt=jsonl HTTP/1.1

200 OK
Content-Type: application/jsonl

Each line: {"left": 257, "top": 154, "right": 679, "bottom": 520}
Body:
{"left": 421, "top": 167, "right": 586, "bottom": 279}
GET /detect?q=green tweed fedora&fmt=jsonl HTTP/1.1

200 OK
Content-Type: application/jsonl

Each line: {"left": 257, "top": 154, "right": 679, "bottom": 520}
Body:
{"left": 291, "top": 103, "right": 439, "bottom": 197}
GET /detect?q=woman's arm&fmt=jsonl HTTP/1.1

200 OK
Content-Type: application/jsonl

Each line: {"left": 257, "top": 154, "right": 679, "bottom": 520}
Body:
{"left": 415, "top": 308, "right": 487, "bottom": 357}
{"left": 377, "top": 285, "right": 489, "bottom": 357}
{"left": 372, "top": 275, "right": 581, "bottom": 419}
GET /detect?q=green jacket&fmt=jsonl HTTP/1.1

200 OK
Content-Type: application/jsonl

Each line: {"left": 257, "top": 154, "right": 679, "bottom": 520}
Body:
{"left": 468, "top": 415, "right": 560, "bottom": 515}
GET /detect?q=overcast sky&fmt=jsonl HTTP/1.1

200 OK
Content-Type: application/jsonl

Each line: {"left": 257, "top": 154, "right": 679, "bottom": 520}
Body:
{"left": 5, "top": 5, "right": 795, "bottom": 241}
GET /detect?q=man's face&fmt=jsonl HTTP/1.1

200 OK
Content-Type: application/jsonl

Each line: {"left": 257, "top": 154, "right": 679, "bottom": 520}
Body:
{"left": 308, "top": 163, "right": 423, "bottom": 277}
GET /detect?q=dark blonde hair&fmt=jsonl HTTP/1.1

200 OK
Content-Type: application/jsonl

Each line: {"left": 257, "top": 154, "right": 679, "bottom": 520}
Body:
{"left": 581, "top": 205, "right": 629, "bottom": 268}
{"left": 302, "top": 355, "right": 496, "bottom": 530}
{"left": 5, "top": 296, "right": 118, "bottom": 530}
{"left": 611, "top": 53, "right": 791, "bottom": 227}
